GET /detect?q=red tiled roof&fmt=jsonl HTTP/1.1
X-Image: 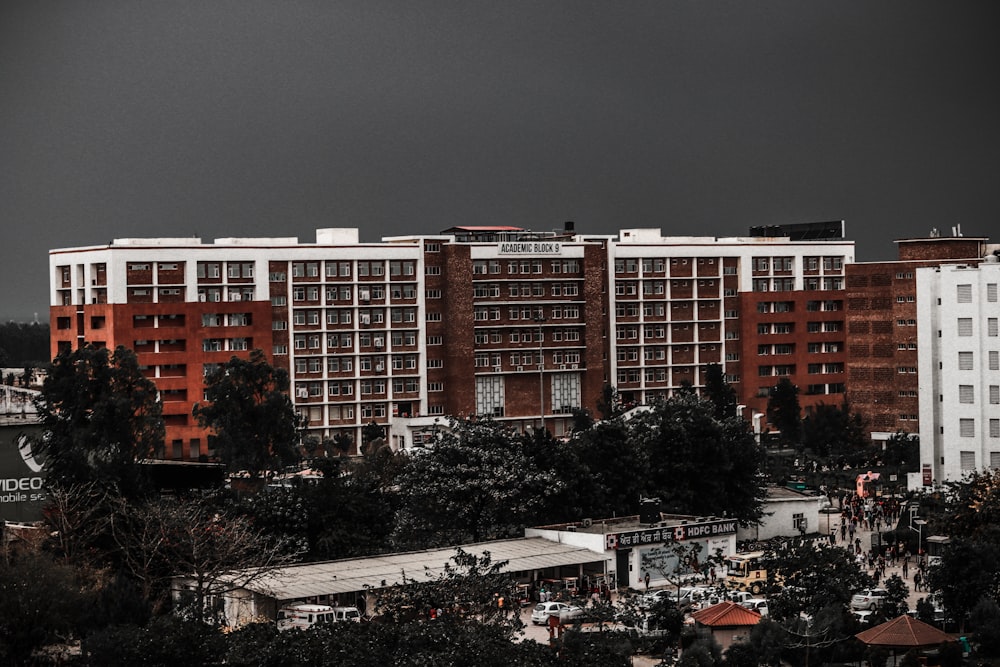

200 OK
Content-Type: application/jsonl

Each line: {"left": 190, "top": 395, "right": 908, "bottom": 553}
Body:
{"left": 855, "top": 614, "right": 956, "bottom": 648}
{"left": 691, "top": 601, "right": 762, "bottom": 627}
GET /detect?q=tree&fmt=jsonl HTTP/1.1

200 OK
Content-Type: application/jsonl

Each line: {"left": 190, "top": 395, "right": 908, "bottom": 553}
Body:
{"left": 0, "top": 551, "right": 94, "bottom": 664}
{"left": 391, "top": 419, "right": 561, "bottom": 548}
{"left": 628, "top": 392, "right": 766, "bottom": 525}
{"left": 703, "top": 363, "right": 738, "bottom": 422}
{"left": 761, "top": 542, "right": 871, "bottom": 621}
{"left": 767, "top": 378, "right": 802, "bottom": 447}
{"left": 109, "top": 498, "right": 296, "bottom": 625}
{"left": 33, "top": 344, "right": 164, "bottom": 499}
{"left": 882, "top": 431, "right": 919, "bottom": 470}
{"left": 926, "top": 468, "right": 1000, "bottom": 630}
{"left": 521, "top": 421, "right": 644, "bottom": 523}
{"left": 193, "top": 349, "right": 302, "bottom": 477}
{"left": 596, "top": 383, "right": 621, "bottom": 419}
{"left": 882, "top": 574, "right": 910, "bottom": 619}
{"left": 801, "top": 402, "right": 867, "bottom": 458}
{"left": 372, "top": 548, "right": 523, "bottom": 633}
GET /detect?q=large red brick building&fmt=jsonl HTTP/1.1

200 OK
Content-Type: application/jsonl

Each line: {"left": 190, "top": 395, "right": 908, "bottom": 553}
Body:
{"left": 50, "top": 223, "right": 860, "bottom": 457}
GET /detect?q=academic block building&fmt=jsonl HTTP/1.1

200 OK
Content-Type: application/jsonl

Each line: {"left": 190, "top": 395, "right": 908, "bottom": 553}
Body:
{"left": 51, "top": 222, "right": 862, "bottom": 459}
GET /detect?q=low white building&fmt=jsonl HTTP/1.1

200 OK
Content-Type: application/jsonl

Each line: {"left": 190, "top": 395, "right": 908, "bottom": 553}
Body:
{"left": 736, "top": 486, "right": 824, "bottom": 543}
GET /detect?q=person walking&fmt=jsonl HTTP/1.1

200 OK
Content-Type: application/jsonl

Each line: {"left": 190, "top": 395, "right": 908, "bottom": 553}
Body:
{"left": 902, "top": 559, "right": 909, "bottom": 579}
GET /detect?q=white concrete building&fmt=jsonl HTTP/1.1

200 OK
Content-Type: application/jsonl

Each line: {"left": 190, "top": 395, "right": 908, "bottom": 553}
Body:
{"left": 917, "top": 258, "right": 1000, "bottom": 484}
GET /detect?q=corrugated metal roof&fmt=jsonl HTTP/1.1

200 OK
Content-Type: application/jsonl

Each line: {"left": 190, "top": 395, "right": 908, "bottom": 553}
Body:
{"left": 241, "top": 537, "right": 604, "bottom": 601}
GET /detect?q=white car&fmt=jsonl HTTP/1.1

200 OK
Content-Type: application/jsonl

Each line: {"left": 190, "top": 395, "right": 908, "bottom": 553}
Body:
{"left": 530, "top": 601, "right": 585, "bottom": 625}
{"left": 638, "top": 589, "right": 675, "bottom": 609}
{"left": 853, "top": 609, "right": 876, "bottom": 626}
{"left": 740, "top": 598, "right": 769, "bottom": 616}
{"left": 851, "top": 588, "right": 888, "bottom": 611}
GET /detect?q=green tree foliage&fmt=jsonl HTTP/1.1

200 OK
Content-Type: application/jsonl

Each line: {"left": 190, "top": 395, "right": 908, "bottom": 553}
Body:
{"left": 703, "top": 362, "right": 738, "bottom": 422}
{"left": 882, "top": 431, "right": 919, "bottom": 470}
{"left": 225, "top": 621, "right": 554, "bottom": 667}
{"left": 927, "top": 469, "right": 1000, "bottom": 630}
{"left": 0, "top": 321, "right": 50, "bottom": 367}
{"left": 193, "top": 349, "right": 302, "bottom": 477}
{"left": 33, "top": 344, "right": 164, "bottom": 498}
{"left": 628, "top": 392, "right": 766, "bottom": 525}
{"left": 882, "top": 573, "right": 910, "bottom": 619}
{"left": 767, "top": 378, "right": 802, "bottom": 447}
{"left": 596, "top": 383, "right": 621, "bottom": 419}
{"left": 801, "top": 402, "right": 867, "bottom": 458}
{"left": 968, "top": 597, "right": 1000, "bottom": 656}
{"left": 523, "top": 420, "right": 643, "bottom": 523}
{"left": 372, "top": 548, "right": 523, "bottom": 633}
{"left": 0, "top": 552, "right": 93, "bottom": 664}
{"left": 83, "top": 615, "right": 225, "bottom": 667}
{"left": 391, "top": 419, "right": 561, "bottom": 547}
{"left": 762, "top": 542, "right": 872, "bottom": 621}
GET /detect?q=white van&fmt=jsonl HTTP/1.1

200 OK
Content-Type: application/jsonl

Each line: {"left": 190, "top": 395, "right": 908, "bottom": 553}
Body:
{"left": 277, "top": 603, "right": 335, "bottom": 631}
{"left": 333, "top": 606, "right": 362, "bottom": 623}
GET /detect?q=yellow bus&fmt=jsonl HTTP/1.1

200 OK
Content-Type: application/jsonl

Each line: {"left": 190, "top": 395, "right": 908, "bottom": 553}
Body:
{"left": 725, "top": 551, "right": 768, "bottom": 595}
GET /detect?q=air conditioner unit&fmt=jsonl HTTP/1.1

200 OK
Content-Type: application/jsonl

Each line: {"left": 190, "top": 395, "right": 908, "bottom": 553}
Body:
{"left": 559, "top": 364, "right": 566, "bottom": 370}
{"left": 198, "top": 294, "right": 207, "bottom": 302}
{"left": 571, "top": 364, "right": 579, "bottom": 369}
{"left": 516, "top": 365, "right": 524, "bottom": 372}
{"left": 231, "top": 292, "right": 241, "bottom": 301}
{"left": 494, "top": 366, "right": 502, "bottom": 373}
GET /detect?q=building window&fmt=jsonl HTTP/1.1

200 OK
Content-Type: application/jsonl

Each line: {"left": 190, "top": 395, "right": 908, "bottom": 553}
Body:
{"left": 959, "top": 385, "right": 975, "bottom": 404}
{"left": 961, "top": 450, "right": 976, "bottom": 470}
{"left": 957, "top": 284, "right": 973, "bottom": 303}
{"left": 960, "top": 419, "right": 975, "bottom": 437}
{"left": 992, "top": 419, "right": 1000, "bottom": 439}
{"left": 958, "top": 318, "right": 973, "bottom": 336}
{"left": 990, "top": 318, "right": 999, "bottom": 337}
{"left": 993, "top": 351, "right": 1000, "bottom": 371}
{"left": 959, "top": 351, "right": 974, "bottom": 370}
{"left": 991, "top": 385, "right": 1000, "bottom": 405}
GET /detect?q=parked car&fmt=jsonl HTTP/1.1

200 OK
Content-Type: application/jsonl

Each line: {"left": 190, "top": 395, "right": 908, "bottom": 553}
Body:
{"left": 622, "top": 613, "right": 671, "bottom": 638}
{"left": 333, "top": 606, "right": 362, "bottom": 623}
{"left": 851, "top": 588, "right": 888, "bottom": 611}
{"left": 531, "top": 601, "right": 585, "bottom": 625}
{"left": 638, "top": 589, "right": 676, "bottom": 609}
{"left": 726, "top": 590, "right": 755, "bottom": 605}
{"left": 740, "top": 598, "right": 769, "bottom": 616}
{"left": 853, "top": 609, "right": 876, "bottom": 626}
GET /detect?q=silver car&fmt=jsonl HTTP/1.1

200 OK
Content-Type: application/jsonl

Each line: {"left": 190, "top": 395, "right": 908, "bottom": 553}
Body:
{"left": 530, "top": 601, "right": 585, "bottom": 625}
{"left": 850, "top": 588, "right": 888, "bottom": 611}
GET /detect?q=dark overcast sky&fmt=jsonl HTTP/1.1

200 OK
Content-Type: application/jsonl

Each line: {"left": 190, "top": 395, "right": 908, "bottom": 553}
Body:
{"left": 2, "top": 1, "right": 998, "bottom": 322}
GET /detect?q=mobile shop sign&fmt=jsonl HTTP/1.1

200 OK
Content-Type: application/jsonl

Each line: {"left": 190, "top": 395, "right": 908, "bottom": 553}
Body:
{"left": 604, "top": 519, "right": 737, "bottom": 551}
{"left": 497, "top": 242, "right": 562, "bottom": 254}
{"left": 0, "top": 431, "right": 47, "bottom": 523}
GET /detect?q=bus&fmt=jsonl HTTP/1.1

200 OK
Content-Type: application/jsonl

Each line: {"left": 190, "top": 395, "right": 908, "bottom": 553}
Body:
{"left": 725, "top": 551, "right": 768, "bottom": 595}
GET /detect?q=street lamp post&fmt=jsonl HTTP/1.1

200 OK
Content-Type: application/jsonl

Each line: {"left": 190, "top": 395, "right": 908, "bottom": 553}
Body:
{"left": 534, "top": 313, "right": 546, "bottom": 433}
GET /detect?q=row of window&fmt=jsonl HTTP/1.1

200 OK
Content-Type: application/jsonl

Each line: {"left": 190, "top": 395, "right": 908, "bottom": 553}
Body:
{"left": 956, "top": 418, "right": 1000, "bottom": 438}
{"left": 956, "top": 384, "right": 1000, "bottom": 405}
{"left": 955, "top": 317, "right": 1000, "bottom": 337}
{"left": 473, "top": 259, "right": 582, "bottom": 275}
{"left": 473, "top": 351, "right": 582, "bottom": 367}
{"left": 474, "top": 283, "right": 582, "bottom": 298}
{"left": 956, "top": 283, "right": 999, "bottom": 303}
{"left": 957, "top": 351, "right": 1000, "bottom": 371}
{"left": 475, "top": 306, "right": 583, "bottom": 321}
{"left": 474, "top": 329, "right": 582, "bottom": 344}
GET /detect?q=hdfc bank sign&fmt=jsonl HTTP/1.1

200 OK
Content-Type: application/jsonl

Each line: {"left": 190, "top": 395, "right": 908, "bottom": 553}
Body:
{"left": 604, "top": 518, "right": 737, "bottom": 551}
